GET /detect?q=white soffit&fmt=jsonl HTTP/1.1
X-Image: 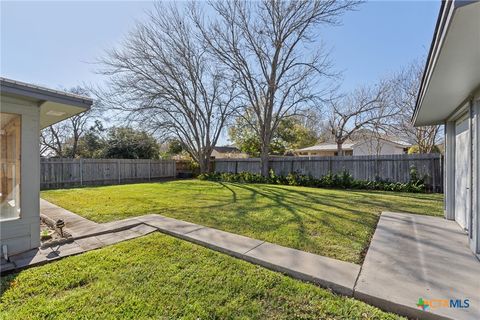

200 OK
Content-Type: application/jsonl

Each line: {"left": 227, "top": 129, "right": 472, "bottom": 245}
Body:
{"left": 415, "top": 1, "right": 480, "bottom": 126}
{"left": 39, "top": 101, "right": 88, "bottom": 129}
{"left": 0, "top": 77, "right": 92, "bottom": 129}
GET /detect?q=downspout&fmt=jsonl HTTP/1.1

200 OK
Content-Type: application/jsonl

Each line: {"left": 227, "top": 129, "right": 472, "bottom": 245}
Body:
{"left": 2, "top": 244, "right": 8, "bottom": 261}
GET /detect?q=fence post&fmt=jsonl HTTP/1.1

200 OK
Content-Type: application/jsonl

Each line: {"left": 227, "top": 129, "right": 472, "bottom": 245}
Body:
{"left": 80, "top": 158, "right": 83, "bottom": 186}
{"left": 117, "top": 159, "right": 121, "bottom": 184}
{"left": 431, "top": 156, "right": 436, "bottom": 192}
{"left": 149, "top": 159, "right": 151, "bottom": 181}
{"left": 211, "top": 159, "right": 216, "bottom": 173}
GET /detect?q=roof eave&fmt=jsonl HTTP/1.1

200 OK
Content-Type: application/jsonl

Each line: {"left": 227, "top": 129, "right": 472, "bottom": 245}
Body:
{"left": 413, "top": 0, "right": 477, "bottom": 126}
{"left": 413, "top": 0, "right": 450, "bottom": 125}
{"left": 0, "top": 77, "right": 93, "bottom": 110}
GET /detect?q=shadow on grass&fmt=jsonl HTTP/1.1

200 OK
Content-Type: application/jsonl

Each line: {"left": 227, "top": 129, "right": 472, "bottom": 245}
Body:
{"left": 42, "top": 180, "right": 442, "bottom": 263}
{"left": 208, "top": 181, "right": 442, "bottom": 263}
{"left": 0, "top": 273, "right": 18, "bottom": 298}
{"left": 207, "top": 182, "right": 379, "bottom": 261}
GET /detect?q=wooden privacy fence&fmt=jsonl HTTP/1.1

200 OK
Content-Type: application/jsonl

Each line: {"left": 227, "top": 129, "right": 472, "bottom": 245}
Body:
{"left": 41, "top": 158, "right": 176, "bottom": 190}
{"left": 214, "top": 154, "right": 444, "bottom": 192}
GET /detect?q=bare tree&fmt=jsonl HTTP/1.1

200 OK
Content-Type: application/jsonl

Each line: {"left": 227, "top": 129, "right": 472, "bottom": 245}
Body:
{"left": 391, "top": 60, "right": 442, "bottom": 153}
{"left": 193, "top": 0, "right": 359, "bottom": 175}
{"left": 40, "top": 123, "right": 68, "bottom": 157}
{"left": 98, "top": 3, "right": 238, "bottom": 173}
{"left": 328, "top": 80, "right": 397, "bottom": 155}
{"left": 40, "top": 87, "right": 97, "bottom": 157}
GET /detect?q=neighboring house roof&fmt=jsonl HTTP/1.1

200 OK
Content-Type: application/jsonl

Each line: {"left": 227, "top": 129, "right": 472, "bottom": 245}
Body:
{"left": 1, "top": 77, "right": 93, "bottom": 128}
{"left": 388, "top": 139, "right": 412, "bottom": 147}
{"left": 364, "top": 137, "right": 411, "bottom": 148}
{"left": 413, "top": 0, "right": 480, "bottom": 126}
{"left": 296, "top": 143, "right": 355, "bottom": 152}
{"left": 213, "top": 146, "right": 242, "bottom": 153}
{"left": 296, "top": 137, "right": 411, "bottom": 153}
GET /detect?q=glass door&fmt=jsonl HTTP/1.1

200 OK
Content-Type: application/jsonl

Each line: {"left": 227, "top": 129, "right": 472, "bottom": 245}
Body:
{"left": 0, "top": 112, "right": 21, "bottom": 220}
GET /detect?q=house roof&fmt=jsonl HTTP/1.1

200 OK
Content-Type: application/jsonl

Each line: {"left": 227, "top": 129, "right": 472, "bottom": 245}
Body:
{"left": 213, "top": 146, "right": 242, "bottom": 153}
{"left": 413, "top": 0, "right": 480, "bottom": 126}
{"left": 296, "top": 137, "right": 411, "bottom": 153}
{"left": 296, "top": 143, "right": 355, "bottom": 152}
{"left": 1, "top": 77, "right": 93, "bottom": 129}
{"left": 376, "top": 138, "right": 411, "bottom": 148}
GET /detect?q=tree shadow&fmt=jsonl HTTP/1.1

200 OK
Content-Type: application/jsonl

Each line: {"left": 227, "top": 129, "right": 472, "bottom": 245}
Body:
{"left": 218, "top": 183, "right": 378, "bottom": 261}
{"left": 0, "top": 271, "right": 19, "bottom": 298}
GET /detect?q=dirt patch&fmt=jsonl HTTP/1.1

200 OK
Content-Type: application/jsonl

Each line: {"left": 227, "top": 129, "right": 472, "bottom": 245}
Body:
{"left": 40, "top": 221, "right": 72, "bottom": 248}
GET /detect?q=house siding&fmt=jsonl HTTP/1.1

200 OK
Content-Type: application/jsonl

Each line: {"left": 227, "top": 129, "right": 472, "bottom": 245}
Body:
{"left": 472, "top": 95, "right": 480, "bottom": 254}
{"left": 444, "top": 94, "right": 480, "bottom": 255}
{"left": 0, "top": 96, "right": 40, "bottom": 256}
{"left": 444, "top": 120, "right": 456, "bottom": 220}
{"left": 352, "top": 140, "right": 405, "bottom": 156}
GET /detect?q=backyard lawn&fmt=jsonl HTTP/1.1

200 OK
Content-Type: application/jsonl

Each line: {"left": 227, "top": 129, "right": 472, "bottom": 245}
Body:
{"left": 41, "top": 180, "right": 443, "bottom": 264}
{"left": 0, "top": 233, "right": 403, "bottom": 320}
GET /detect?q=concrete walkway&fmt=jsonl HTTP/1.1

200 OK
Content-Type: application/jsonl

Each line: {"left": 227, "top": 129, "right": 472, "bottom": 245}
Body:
{"left": 356, "top": 212, "right": 480, "bottom": 320}
{"left": 40, "top": 199, "right": 146, "bottom": 238}
{"left": 0, "top": 200, "right": 158, "bottom": 272}
{"left": 135, "top": 214, "right": 359, "bottom": 296}
{"left": 5, "top": 200, "right": 360, "bottom": 297}
{"left": 5, "top": 224, "right": 156, "bottom": 270}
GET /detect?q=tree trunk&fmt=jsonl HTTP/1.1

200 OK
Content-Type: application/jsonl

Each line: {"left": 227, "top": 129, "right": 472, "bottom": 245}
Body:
{"left": 71, "top": 139, "right": 79, "bottom": 158}
{"left": 336, "top": 142, "right": 343, "bottom": 156}
{"left": 198, "top": 155, "right": 207, "bottom": 174}
{"left": 260, "top": 143, "right": 270, "bottom": 177}
{"left": 198, "top": 152, "right": 212, "bottom": 174}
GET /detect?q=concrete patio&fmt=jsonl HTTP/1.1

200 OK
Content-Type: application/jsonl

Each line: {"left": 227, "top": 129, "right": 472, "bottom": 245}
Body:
{"left": 356, "top": 211, "right": 480, "bottom": 320}
{"left": 2, "top": 201, "right": 479, "bottom": 320}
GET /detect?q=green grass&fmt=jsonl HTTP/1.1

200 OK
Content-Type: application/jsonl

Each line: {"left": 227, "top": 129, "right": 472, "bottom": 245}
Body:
{"left": 41, "top": 180, "right": 443, "bottom": 264}
{"left": 0, "top": 233, "right": 403, "bottom": 320}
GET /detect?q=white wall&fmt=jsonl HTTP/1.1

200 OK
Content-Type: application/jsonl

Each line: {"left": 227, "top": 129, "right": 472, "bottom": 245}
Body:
{"left": 445, "top": 95, "right": 480, "bottom": 256}
{"left": 211, "top": 150, "right": 248, "bottom": 159}
{"left": 0, "top": 96, "right": 40, "bottom": 256}
{"left": 444, "top": 121, "right": 456, "bottom": 220}
{"left": 353, "top": 140, "right": 405, "bottom": 156}
{"left": 472, "top": 94, "right": 480, "bottom": 255}
{"left": 297, "top": 150, "right": 336, "bottom": 157}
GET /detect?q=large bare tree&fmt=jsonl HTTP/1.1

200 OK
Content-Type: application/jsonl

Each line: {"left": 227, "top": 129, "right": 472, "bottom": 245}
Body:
{"left": 193, "top": 0, "right": 358, "bottom": 175}
{"left": 327, "top": 79, "right": 397, "bottom": 155}
{"left": 390, "top": 60, "right": 442, "bottom": 153}
{"left": 98, "top": 3, "right": 238, "bottom": 172}
{"left": 40, "top": 87, "right": 97, "bottom": 157}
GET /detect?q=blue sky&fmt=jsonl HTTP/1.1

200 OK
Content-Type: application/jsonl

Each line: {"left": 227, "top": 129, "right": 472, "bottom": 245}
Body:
{"left": 1, "top": 1, "right": 440, "bottom": 93}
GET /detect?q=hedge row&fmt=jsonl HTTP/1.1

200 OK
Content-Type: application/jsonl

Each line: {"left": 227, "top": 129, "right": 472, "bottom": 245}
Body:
{"left": 198, "top": 167, "right": 427, "bottom": 193}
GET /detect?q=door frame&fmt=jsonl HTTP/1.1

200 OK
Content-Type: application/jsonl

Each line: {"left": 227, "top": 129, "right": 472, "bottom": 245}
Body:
{"left": 471, "top": 97, "right": 480, "bottom": 255}
{"left": 446, "top": 102, "right": 472, "bottom": 233}
{"left": 454, "top": 111, "right": 470, "bottom": 231}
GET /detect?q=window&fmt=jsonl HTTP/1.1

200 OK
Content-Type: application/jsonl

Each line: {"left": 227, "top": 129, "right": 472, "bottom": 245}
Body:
{"left": 1, "top": 113, "right": 21, "bottom": 220}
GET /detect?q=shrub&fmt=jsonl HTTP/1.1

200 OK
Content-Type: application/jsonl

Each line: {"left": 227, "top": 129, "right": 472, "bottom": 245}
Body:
{"left": 408, "top": 144, "right": 441, "bottom": 154}
{"left": 198, "top": 167, "right": 427, "bottom": 193}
